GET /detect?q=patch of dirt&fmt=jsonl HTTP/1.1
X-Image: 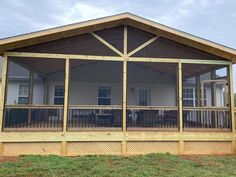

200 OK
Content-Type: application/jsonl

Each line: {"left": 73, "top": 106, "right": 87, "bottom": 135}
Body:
{"left": 0, "top": 156, "right": 18, "bottom": 163}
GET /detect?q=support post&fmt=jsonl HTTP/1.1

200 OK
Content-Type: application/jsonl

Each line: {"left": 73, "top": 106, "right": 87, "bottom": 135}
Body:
{"left": 196, "top": 75, "right": 201, "bottom": 107}
{"left": 28, "top": 70, "right": 34, "bottom": 124}
{"left": 61, "top": 141, "right": 67, "bottom": 156}
{"left": 211, "top": 70, "right": 216, "bottom": 106}
{"left": 122, "top": 26, "right": 128, "bottom": 155}
{"left": 196, "top": 75, "right": 201, "bottom": 124}
{"left": 228, "top": 64, "right": 235, "bottom": 132}
{"left": 210, "top": 70, "right": 216, "bottom": 127}
{"left": 63, "top": 58, "right": 70, "bottom": 133}
{"left": 0, "top": 54, "right": 8, "bottom": 156}
{"left": 178, "top": 62, "right": 183, "bottom": 132}
{"left": 0, "top": 53, "right": 8, "bottom": 132}
{"left": 178, "top": 62, "right": 184, "bottom": 154}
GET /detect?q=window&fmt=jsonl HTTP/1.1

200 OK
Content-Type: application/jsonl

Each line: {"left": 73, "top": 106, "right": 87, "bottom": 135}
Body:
{"left": 54, "top": 86, "right": 64, "bottom": 105}
{"left": 98, "top": 87, "right": 111, "bottom": 105}
{"left": 183, "top": 88, "right": 207, "bottom": 107}
{"left": 183, "top": 88, "right": 194, "bottom": 107}
{"left": 18, "top": 84, "right": 29, "bottom": 104}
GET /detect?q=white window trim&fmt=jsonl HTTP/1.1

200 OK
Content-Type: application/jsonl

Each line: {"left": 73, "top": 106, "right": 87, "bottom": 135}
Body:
{"left": 183, "top": 87, "right": 207, "bottom": 107}
{"left": 54, "top": 85, "right": 64, "bottom": 105}
{"left": 18, "top": 83, "right": 29, "bottom": 104}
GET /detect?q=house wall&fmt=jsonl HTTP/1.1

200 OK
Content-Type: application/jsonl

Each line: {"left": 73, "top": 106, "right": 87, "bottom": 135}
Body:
{"left": 5, "top": 80, "right": 44, "bottom": 105}
{"left": 45, "top": 80, "right": 223, "bottom": 107}
{"left": 46, "top": 81, "right": 177, "bottom": 106}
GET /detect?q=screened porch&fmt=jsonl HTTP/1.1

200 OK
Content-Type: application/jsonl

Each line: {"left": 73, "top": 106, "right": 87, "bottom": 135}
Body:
{"left": 2, "top": 56, "right": 231, "bottom": 132}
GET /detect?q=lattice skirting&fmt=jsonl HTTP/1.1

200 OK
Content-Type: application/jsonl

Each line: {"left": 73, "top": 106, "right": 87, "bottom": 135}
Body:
{"left": 67, "top": 142, "right": 122, "bottom": 156}
{"left": 0, "top": 141, "right": 234, "bottom": 156}
{"left": 126, "top": 141, "right": 178, "bottom": 155}
{"left": 184, "top": 141, "right": 232, "bottom": 155}
{"left": 2, "top": 142, "right": 61, "bottom": 156}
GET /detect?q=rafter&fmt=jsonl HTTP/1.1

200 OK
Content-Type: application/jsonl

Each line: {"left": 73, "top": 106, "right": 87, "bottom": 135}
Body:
{"left": 90, "top": 32, "right": 123, "bottom": 56}
{"left": 127, "top": 36, "right": 159, "bottom": 57}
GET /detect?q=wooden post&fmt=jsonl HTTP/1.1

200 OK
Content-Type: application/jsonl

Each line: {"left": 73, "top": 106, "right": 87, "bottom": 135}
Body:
{"left": 178, "top": 62, "right": 184, "bottom": 154}
{"left": 211, "top": 70, "right": 216, "bottom": 106}
{"left": 122, "top": 26, "right": 128, "bottom": 155}
{"left": 210, "top": 70, "right": 216, "bottom": 127}
{"left": 196, "top": 75, "right": 201, "bottom": 125}
{"left": 0, "top": 54, "right": 8, "bottom": 156}
{"left": 178, "top": 62, "right": 183, "bottom": 132}
{"left": 28, "top": 70, "right": 34, "bottom": 124}
{"left": 0, "top": 54, "right": 8, "bottom": 132}
{"left": 196, "top": 75, "right": 201, "bottom": 107}
{"left": 228, "top": 64, "right": 235, "bottom": 132}
{"left": 63, "top": 58, "right": 70, "bottom": 133}
{"left": 61, "top": 141, "right": 67, "bottom": 156}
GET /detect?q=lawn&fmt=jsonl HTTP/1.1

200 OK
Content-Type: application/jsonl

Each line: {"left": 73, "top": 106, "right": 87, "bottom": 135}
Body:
{"left": 0, "top": 153, "right": 236, "bottom": 177}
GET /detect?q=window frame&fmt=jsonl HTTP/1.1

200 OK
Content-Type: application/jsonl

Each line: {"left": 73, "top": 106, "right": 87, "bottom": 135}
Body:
{"left": 54, "top": 85, "right": 65, "bottom": 105}
{"left": 183, "top": 87, "right": 207, "bottom": 107}
{"left": 18, "top": 83, "right": 29, "bottom": 104}
{"left": 97, "top": 86, "right": 111, "bottom": 105}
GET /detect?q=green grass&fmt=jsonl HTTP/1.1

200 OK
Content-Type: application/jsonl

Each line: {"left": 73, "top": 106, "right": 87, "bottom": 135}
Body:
{"left": 1, "top": 153, "right": 236, "bottom": 177}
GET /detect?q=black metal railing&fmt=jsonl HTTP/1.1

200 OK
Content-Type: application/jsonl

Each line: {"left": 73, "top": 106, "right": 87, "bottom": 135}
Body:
{"left": 183, "top": 107, "right": 231, "bottom": 130}
{"left": 67, "top": 105, "right": 122, "bottom": 130}
{"left": 3, "top": 105, "right": 63, "bottom": 131}
{"left": 126, "top": 106, "right": 178, "bottom": 130}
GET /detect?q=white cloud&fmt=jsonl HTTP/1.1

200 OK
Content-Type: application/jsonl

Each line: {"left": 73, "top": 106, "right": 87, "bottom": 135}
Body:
{"left": 53, "top": 1, "right": 117, "bottom": 25}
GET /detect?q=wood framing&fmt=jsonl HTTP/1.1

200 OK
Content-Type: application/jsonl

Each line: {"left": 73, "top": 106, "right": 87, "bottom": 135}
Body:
{"left": 228, "top": 64, "right": 235, "bottom": 131}
{"left": 5, "top": 52, "right": 232, "bottom": 65}
{"left": 90, "top": 32, "right": 123, "bottom": 56}
{"left": 0, "top": 53, "right": 8, "bottom": 132}
{"left": 27, "top": 70, "right": 34, "bottom": 124}
{"left": 122, "top": 26, "right": 128, "bottom": 155}
{"left": 0, "top": 14, "right": 236, "bottom": 156}
{"left": 178, "top": 62, "right": 183, "bottom": 132}
{"left": 63, "top": 58, "right": 70, "bottom": 133}
{"left": 127, "top": 36, "right": 159, "bottom": 57}
{"left": 1, "top": 13, "right": 236, "bottom": 61}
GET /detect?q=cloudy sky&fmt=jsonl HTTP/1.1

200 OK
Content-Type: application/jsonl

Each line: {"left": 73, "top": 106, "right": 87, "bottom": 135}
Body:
{"left": 1, "top": 0, "right": 236, "bottom": 89}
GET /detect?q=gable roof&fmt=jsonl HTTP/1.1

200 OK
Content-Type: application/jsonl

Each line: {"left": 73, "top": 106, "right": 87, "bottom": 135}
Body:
{"left": 0, "top": 12, "right": 236, "bottom": 62}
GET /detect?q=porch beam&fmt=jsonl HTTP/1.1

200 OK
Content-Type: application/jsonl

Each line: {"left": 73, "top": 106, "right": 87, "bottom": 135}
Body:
{"left": 128, "top": 57, "right": 231, "bottom": 65}
{"left": 6, "top": 52, "right": 232, "bottom": 65}
{"left": 6, "top": 52, "right": 123, "bottom": 61}
{"left": 90, "top": 32, "right": 124, "bottom": 56}
{"left": 63, "top": 58, "right": 70, "bottom": 133}
{"left": 127, "top": 36, "right": 159, "bottom": 57}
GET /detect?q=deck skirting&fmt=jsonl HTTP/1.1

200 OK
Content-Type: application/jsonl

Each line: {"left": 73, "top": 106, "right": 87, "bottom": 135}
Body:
{"left": 0, "top": 131, "right": 235, "bottom": 156}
